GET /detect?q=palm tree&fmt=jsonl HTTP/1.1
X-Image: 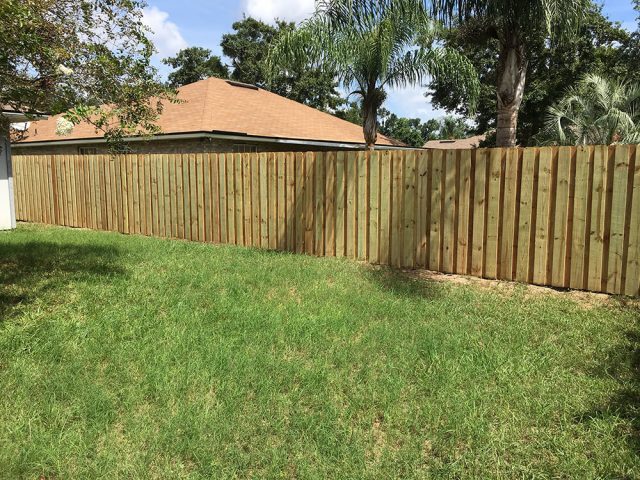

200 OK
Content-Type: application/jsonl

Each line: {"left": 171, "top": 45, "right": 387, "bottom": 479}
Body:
{"left": 539, "top": 74, "right": 640, "bottom": 146}
{"left": 267, "top": 0, "right": 479, "bottom": 148}
{"left": 426, "top": 0, "right": 590, "bottom": 147}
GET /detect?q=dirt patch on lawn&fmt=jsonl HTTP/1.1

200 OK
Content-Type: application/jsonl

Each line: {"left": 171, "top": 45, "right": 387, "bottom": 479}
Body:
{"left": 396, "top": 268, "right": 635, "bottom": 310}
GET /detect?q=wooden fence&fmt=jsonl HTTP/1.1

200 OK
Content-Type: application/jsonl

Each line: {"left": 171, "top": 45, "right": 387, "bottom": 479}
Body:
{"left": 11, "top": 145, "right": 640, "bottom": 296}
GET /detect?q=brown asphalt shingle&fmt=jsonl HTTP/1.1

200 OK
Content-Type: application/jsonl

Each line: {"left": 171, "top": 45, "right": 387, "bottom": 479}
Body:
{"left": 16, "top": 77, "right": 397, "bottom": 146}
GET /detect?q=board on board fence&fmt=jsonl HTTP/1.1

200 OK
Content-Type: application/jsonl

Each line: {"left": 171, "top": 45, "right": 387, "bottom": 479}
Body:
{"left": 12, "top": 145, "right": 640, "bottom": 296}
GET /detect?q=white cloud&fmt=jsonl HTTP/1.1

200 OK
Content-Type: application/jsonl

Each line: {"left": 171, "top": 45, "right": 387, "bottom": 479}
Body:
{"left": 244, "top": 0, "right": 315, "bottom": 23}
{"left": 142, "top": 6, "right": 188, "bottom": 60}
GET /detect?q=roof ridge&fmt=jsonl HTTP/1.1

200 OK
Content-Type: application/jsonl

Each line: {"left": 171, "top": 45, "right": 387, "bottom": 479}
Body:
{"left": 198, "top": 78, "right": 212, "bottom": 132}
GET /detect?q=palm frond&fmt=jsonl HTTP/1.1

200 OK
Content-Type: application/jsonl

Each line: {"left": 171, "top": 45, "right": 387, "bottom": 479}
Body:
{"left": 540, "top": 74, "right": 640, "bottom": 146}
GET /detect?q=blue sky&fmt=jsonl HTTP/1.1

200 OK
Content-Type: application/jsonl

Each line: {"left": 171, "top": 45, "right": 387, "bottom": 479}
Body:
{"left": 142, "top": 0, "right": 638, "bottom": 121}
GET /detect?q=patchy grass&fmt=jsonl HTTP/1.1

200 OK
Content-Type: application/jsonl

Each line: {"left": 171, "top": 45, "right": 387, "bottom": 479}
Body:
{"left": 1, "top": 224, "right": 639, "bottom": 479}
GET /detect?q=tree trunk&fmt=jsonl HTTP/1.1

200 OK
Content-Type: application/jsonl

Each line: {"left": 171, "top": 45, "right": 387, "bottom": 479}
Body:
{"left": 361, "top": 87, "right": 386, "bottom": 149}
{"left": 495, "top": 41, "right": 527, "bottom": 147}
{"left": 362, "top": 95, "right": 379, "bottom": 149}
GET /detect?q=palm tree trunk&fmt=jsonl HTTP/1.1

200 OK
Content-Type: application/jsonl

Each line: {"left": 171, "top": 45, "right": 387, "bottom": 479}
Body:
{"left": 495, "top": 41, "right": 527, "bottom": 147}
{"left": 362, "top": 95, "right": 379, "bottom": 149}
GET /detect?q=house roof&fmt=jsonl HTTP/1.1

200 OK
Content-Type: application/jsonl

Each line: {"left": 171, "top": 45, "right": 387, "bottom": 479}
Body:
{"left": 423, "top": 134, "right": 486, "bottom": 150}
{"left": 14, "top": 78, "right": 399, "bottom": 147}
{"left": 2, "top": 104, "right": 47, "bottom": 123}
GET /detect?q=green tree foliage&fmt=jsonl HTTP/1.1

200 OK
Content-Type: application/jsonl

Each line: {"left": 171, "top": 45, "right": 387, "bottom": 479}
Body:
{"left": 438, "top": 116, "right": 471, "bottom": 140}
{"left": 378, "top": 109, "right": 469, "bottom": 146}
{"left": 378, "top": 110, "right": 427, "bottom": 146}
{"left": 428, "top": 2, "right": 628, "bottom": 146}
{"left": 620, "top": 0, "right": 640, "bottom": 76}
{"left": 0, "top": 0, "right": 172, "bottom": 144}
{"left": 220, "top": 17, "right": 342, "bottom": 111}
{"left": 538, "top": 74, "right": 640, "bottom": 145}
{"left": 267, "top": 0, "right": 478, "bottom": 147}
{"left": 334, "top": 101, "right": 364, "bottom": 126}
{"left": 163, "top": 47, "right": 229, "bottom": 87}
{"left": 426, "top": 0, "right": 591, "bottom": 147}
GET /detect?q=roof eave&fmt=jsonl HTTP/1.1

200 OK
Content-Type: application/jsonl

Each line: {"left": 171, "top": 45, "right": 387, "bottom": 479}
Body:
{"left": 13, "top": 130, "right": 410, "bottom": 150}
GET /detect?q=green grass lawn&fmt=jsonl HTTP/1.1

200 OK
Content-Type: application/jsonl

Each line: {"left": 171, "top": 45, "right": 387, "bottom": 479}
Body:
{"left": 1, "top": 224, "right": 639, "bottom": 479}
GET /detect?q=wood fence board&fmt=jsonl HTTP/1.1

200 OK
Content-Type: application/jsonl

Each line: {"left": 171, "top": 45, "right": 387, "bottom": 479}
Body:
{"left": 124, "top": 155, "right": 133, "bottom": 234}
{"left": 570, "top": 147, "right": 590, "bottom": 289}
{"left": 305, "top": 152, "right": 315, "bottom": 255}
{"left": 584, "top": 147, "right": 609, "bottom": 291}
{"left": 175, "top": 154, "right": 185, "bottom": 239}
{"left": 325, "top": 151, "right": 336, "bottom": 257}
{"left": 403, "top": 151, "right": 417, "bottom": 267}
{"left": 25, "top": 156, "right": 35, "bottom": 222}
{"left": 392, "top": 150, "right": 405, "bottom": 267}
{"left": 429, "top": 150, "right": 443, "bottom": 271}
{"left": 295, "top": 153, "right": 305, "bottom": 253}
{"left": 442, "top": 150, "right": 456, "bottom": 273}
{"left": 315, "top": 152, "right": 326, "bottom": 256}
{"left": 197, "top": 153, "right": 206, "bottom": 241}
{"left": 188, "top": 154, "right": 198, "bottom": 241}
{"left": 27, "top": 156, "right": 34, "bottom": 220}
{"left": 251, "top": 154, "right": 261, "bottom": 247}
{"left": 471, "top": 149, "right": 488, "bottom": 277}
{"left": 259, "top": 153, "right": 269, "bottom": 249}
{"left": 485, "top": 149, "right": 502, "bottom": 278}
{"left": 151, "top": 155, "right": 160, "bottom": 237}
{"left": 92, "top": 156, "right": 101, "bottom": 230}
{"left": 625, "top": 147, "right": 640, "bottom": 296}
{"left": 369, "top": 151, "right": 380, "bottom": 263}
{"left": 167, "top": 154, "right": 177, "bottom": 238}
{"left": 357, "top": 151, "right": 368, "bottom": 260}
{"left": 33, "top": 156, "right": 42, "bottom": 223}
{"left": 277, "top": 152, "right": 286, "bottom": 250}
{"left": 267, "top": 153, "right": 277, "bottom": 250}
{"left": 415, "top": 151, "right": 429, "bottom": 267}
{"left": 113, "top": 155, "right": 122, "bottom": 232}
{"left": 65, "top": 155, "right": 76, "bottom": 227}
{"left": 71, "top": 155, "right": 79, "bottom": 226}
{"left": 533, "top": 148, "right": 553, "bottom": 285}
{"left": 456, "top": 150, "right": 472, "bottom": 274}
{"left": 111, "top": 155, "right": 120, "bottom": 231}
{"left": 201, "top": 154, "right": 211, "bottom": 241}
{"left": 104, "top": 155, "right": 112, "bottom": 230}
{"left": 379, "top": 151, "right": 391, "bottom": 264}
{"left": 551, "top": 147, "right": 571, "bottom": 287}
{"left": 46, "top": 156, "right": 54, "bottom": 223}
{"left": 516, "top": 148, "right": 536, "bottom": 283}
{"left": 216, "top": 154, "right": 226, "bottom": 243}
{"left": 345, "top": 152, "right": 358, "bottom": 258}
{"left": 43, "top": 156, "right": 51, "bottom": 223}
{"left": 286, "top": 152, "right": 296, "bottom": 251}
{"left": 606, "top": 145, "right": 631, "bottom": 293}
{"left": 235, "top": 153, "right": 245, "bottom": 245}
{"left": 225, "top": 154, "right": 235, "bottom": 244}
{"left": 499, "top": 149, "right": 518, "bottom": 280}
{"left": 69, "top": 156, "right": 78, "bottom": 226}
{"left": 144, "top": 154, "right": 156, "bottom": 238}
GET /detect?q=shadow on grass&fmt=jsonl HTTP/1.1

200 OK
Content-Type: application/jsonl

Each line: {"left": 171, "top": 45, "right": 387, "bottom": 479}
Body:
{"left": 578, "top": 302, "right": 640, "bottom": 463}
{"left": 364, "top": 266, "right": 441, "bottom": 298}
{"left": 0, "top": 241, "right": 125, "bottom": 318}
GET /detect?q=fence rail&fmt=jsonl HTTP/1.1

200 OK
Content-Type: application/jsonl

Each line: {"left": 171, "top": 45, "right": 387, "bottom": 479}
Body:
{"left": 12, "top": 145, "right": 640, "bottom": 296}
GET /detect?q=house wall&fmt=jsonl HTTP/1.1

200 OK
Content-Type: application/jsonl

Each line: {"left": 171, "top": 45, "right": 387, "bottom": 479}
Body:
{"left": 0, "top": 136, "right": 16, "bottom": 230}
{"left": 12, "top": 137, "right": 352, "bottom": 156}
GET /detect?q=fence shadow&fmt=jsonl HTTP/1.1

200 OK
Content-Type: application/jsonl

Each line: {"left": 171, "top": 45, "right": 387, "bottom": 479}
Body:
{"left": 363, "top": 265, "right": 441, "bottom": 299}
{"left": 0, "top": 241, "right": 125, "bottom": 319}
